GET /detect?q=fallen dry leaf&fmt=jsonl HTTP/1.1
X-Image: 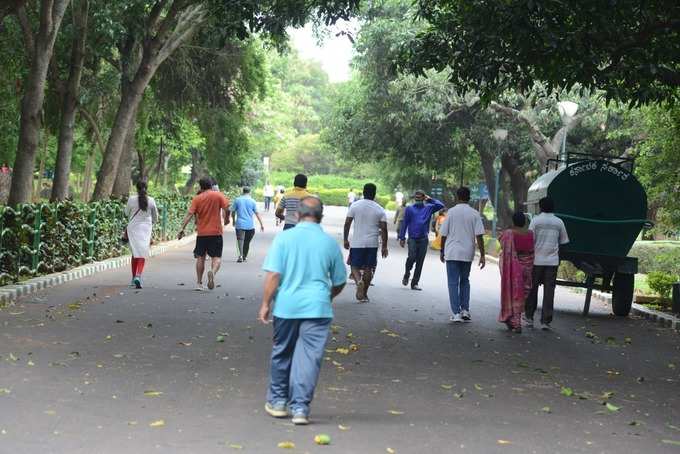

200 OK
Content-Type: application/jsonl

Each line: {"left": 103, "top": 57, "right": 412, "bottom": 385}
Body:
{"left": 277, "top": 441, "right": 295, "bottom": 449}
{"left": 229, "top": 444, "right": 243, "bottom": 450}
{"left": 388, "top": 410, "right": 404, "bottom": 415}
{"left": 497, "top": 440, "right": 512, "bottom": 445}
{"left": 144, "top": 390, "right": 163, "bottom": 397}
{"left": 149, "top": 419, "right": 165, "bottom": 427}
{"left": 338, "top": 424, "right": 350, "bottom": 431}
{"left": 387, "top": 448, "right": 396, "bottom": 454}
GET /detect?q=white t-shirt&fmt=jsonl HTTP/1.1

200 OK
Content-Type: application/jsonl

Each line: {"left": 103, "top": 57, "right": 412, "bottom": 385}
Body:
{"left": 348, "top": 191, "right": 357, "bottom": 204}
{"left": 440, "top": 203, "right": 485, "bottom": 262}
{"left": 263, "top": 185, "right": 274, "bottom": 197}
{"left": 395, "top": 191, "right": 404, "bottom": 205}
{"left": 529, "top": 213, "right": 569, "bottom": 266}
{"left": 347, "top": 199, "right": 387, "bottom": 248}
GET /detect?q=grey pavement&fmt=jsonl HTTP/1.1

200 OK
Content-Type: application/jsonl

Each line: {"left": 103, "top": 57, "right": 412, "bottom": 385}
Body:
{"left": 1, "top": 206, "right": 679, "bottom": 454}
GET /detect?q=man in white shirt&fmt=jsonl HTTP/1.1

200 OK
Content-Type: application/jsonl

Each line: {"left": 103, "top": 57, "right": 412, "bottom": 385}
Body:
{"left": 439, "top": 187, "right": 486, "bottom": 323}
{"left": 395, "top": 190, "right": 404, "bottom": 207}
{"left": 526, "top": 196, "right": 569, "bottom": 330}
{"left": 263, "top": 183, "right": 275, "bottom": 212}
{"left": 347, "top": 189, "right": 357, "bottom": 207}
{"left": 343, "top": 183, "right": 388, "bottom": 302}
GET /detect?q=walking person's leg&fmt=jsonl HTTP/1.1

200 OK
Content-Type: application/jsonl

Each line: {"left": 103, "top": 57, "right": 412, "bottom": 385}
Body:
{"left": 289, "top": 318, "right": 332, "bottom": 424}
{"left": 266, "top": 317, "right": 300, "bottom": 418}
{"left": 458, "top": 261, "right": 472, "bottom": 319}
{"left": 541, "top": 266, "right": 558, "bottom": 326}
{"left": 235, "top": 229, "right": 245, "bottom": 261}
{"left": 206, "top": 236, "right": 224, "bottom": 290}
{"left": 403, "top": 238, "right": 417, "bottom": 285}
{"left": 195, "top": 255, "right": 206, "bottom": 289}
{"left": 411, "top": 238, "right": 428, "bottom": 289}
{"left": 447, "top": 260, "right": 462, "bottom": 318}
{"left": 243, "top": 229, "right": 255, "bottom": 260}
{"left": 525, "top": 266, "right": 544, "bottom": 326}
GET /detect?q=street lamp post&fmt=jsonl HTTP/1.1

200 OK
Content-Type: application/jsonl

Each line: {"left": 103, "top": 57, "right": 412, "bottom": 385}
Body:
{"left": 556, "top": 101, "right": 579, "bottom": 163}
{"left": 490, "top": 128, "right": 508, "bottom": 252}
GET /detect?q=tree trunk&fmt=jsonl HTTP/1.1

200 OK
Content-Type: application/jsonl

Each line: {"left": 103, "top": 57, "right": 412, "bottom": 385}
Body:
{"left": 91, "top": 2, "right": 207, "bottom": 200}
{"left": 112, "top": 109, "right": 138, "bottom": 198}
{"left": 477, "top": 146, "right": 513, "bottom": 231}
{"left": 500, "top": 151, "right": 529, "bottom": 212}
{"left": 8, "top": 0, "right": 71, "bottom": 206}
{"left": 183, "top": 147, "right": 204, "bottom": 195}
{"left": 51, "top": 0, "right": 89, "bottom": 201}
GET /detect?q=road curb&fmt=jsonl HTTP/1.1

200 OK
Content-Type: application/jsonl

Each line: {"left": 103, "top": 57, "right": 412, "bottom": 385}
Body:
{"left": 0, "top": 234, "right": 196, "bottom": 306}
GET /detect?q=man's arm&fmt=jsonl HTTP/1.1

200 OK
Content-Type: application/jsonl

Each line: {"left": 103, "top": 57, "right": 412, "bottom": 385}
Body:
{"left": 476, "top": 234, "right": 486, "bottom": 269}
{"left": 331, "top": 283, "right": 345, "bottom": 300}
{"left": 440, "top": 235, "right": 447, "bottom": 263}
{"left": 393, "top": 208, "right": 399, "bottom": 224}
{"left": 258, "top": 271, "right": 280, "bottom": 324}
{"left": 399, "top": 207, "right": 410, "bottom": 245}
{"left": 379, "top": 221, "right": 388, "bottom": 258}
{"left": 275, "top": 196, "right": 286, "bottom": 221}
{"left": 178, "top": 211, "right": 194, "bottom": 239}
{"left": 427, "top": 196, "right": 445, "bottom": 213}
{"left": 223, "top": 201, "right": 231, "bottom": 226}
{"left": 343, "top": 217, "right": 353, "bottom": 250}
{"left": 231, "top": 210, "right": 236, "bottom": 227}
{"left": 255, "top": 212, "right": 265, "bottom": 231}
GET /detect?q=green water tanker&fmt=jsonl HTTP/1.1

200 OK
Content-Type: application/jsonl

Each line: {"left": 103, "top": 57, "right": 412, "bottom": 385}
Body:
{"left": 527, "top": 153, "right": 651, "bottom": 316}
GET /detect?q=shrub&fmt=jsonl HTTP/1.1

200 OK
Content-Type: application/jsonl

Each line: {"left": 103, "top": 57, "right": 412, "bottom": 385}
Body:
{"left": 647, "top": 271, "right": 678, "bottom": 298}
{"left": 629, "top": 242, "right": 680, "bottom": 275}
{"left": 558, "top": 261, "right": 585, "bottom": 282}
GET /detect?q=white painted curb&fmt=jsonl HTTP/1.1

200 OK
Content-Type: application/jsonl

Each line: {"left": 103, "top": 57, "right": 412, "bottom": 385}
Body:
{"left": 0, "top": 234, "right": 196, "bottom": 305}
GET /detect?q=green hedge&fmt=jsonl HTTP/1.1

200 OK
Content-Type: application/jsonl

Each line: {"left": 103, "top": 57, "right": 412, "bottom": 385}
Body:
{"left": 629, "top": 241, "right": 680, "bottom": 275}
{"left": 0, "top": 195, "right": 192, "bottom": 285}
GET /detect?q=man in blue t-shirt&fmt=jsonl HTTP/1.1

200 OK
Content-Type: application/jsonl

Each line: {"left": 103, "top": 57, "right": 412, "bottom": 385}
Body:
{"left": 258, "top": 196, "right": 347, "bottom": 426}
{"left": 230, "top": 187, "right": 264, "bottom": 262}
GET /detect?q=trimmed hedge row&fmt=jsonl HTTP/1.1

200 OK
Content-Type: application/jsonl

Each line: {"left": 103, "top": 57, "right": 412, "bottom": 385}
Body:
{"left": 0, "top": 195, "right": 192, "bottom": 285}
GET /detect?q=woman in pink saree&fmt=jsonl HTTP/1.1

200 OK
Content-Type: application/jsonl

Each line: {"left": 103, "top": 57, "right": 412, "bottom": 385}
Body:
{"left": 499, "top": 212, "right": 534, "bottom": 333}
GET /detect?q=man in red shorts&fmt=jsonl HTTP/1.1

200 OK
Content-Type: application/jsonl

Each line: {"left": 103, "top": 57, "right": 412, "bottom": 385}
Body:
{"left": 178, "top": 177, "right": 230, "bottom": 291}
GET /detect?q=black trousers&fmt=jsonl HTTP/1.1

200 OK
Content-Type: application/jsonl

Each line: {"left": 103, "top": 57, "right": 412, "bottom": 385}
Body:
{"left": 235, "top": 229, "right": 256, "bottom": 258}
{"left": 525, "top": 265, "right": 558, "bottom": 324}
{"left": 404, "top": 237, "right": 429, "bottom": 286}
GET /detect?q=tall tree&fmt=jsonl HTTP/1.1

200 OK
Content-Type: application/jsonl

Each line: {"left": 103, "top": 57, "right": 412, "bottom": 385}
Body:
{"left": 8, "top": 0, "right": 71, "bottom": 205}
{"left": 51, "top": 0, "right": 89, "bottom": 201}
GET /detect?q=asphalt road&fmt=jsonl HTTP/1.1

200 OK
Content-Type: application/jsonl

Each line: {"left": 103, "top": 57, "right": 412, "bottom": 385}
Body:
{"left": 1, "top": 206, "right": 679, "bottom": 454}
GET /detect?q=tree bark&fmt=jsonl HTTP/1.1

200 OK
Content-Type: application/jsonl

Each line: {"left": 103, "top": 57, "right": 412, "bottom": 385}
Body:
{"left": 112, "top": 108, "right": 138, "bottom": 198}
{"left": 183, "top": 147, "right": 204, "bottom": 195}
{"left": 51, "top": 0, "right": 89, "bottom": 201}
{"left": 8, "top": 0, "right": 71, "bottom": 206}
{"left": 477, "top": 146, "right": 512, "bottom": 230}
{"left": 500, "top": 151, "right": 529, "bottom": 211}
{"left": 91, "top": 1, "right": 207, "bottom": 200}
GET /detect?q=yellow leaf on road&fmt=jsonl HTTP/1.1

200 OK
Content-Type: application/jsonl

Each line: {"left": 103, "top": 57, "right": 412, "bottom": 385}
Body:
{"left": 229, "top": 444, "right": 243, "bottom": 450}
{"left": 144, "top": 390, "right": 163, "bottom": 397}
{"left": 338, "top": 424, "right": 350, "bottom": 431}
{"left": 149, "top": 419, "right": 165, "bottom": 427}
{"left": 277, "top": 441, "right": 295, "bottom": 449}
{"left": 388, "top": 410, "right": 404, "bottom": 415}
{"left": 387, "top": 448, "right": 396, "bottom": 453}
{"left": 335, "top": 347, "right": 349, "bottom": 355}
{"left": 497, "top": 440, "right": 512, "bottom": 445}
{"left": 314, "top": 434, "right": 331, "bottom": 445}
{"left": 441, "top": 384, "right": 453, "bottom": 390}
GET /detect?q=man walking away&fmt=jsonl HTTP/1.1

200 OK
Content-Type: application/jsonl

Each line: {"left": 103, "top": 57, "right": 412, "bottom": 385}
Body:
{"left": 440, "top": 187, "right": 486, "bottom": 323}
{"left": 231, "top": 187, "right": 264, "bottom": 263}
{"left": 178, "top": 177, "right": 230, "bottom": 291}
{"left": 526, "top": 196, "right": 569, "bottom": 330}
{"left": 259, "top": 196, "right": 347, "bottom": 425}
{"left": 273, "top": 189, "right": 284, "bottom": 226}
{"left": 399, "top": 190, "right": 444, "bottom": 290}
{"left": 276, "top": 173, "right": 311, "bottom": 230}
{"left": 343, "top": 183, "right": 388, "bottom": 302}
{"left": 347, "top": 188, "right": 357, "bottom": 207}
{"left": 263, "top": 182, "right": 275, "bottom": 212}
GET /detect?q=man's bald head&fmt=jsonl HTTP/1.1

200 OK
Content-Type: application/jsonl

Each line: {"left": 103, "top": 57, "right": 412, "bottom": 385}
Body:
{"left": 298, "top": 196, "right": 324, "bottom": 223}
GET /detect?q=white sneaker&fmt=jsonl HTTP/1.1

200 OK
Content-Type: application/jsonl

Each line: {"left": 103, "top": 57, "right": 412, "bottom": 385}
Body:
{"left": 540, "top": 322, "right": 551, "bottom": 331}
{"left": 194, "top": 284, "right": 206, "bottom": 291}
{"left": 461, "top": 310, "right": 471, "bottom": 321}
{"left": 522, "top": 315, "right": 534, "bottom": 328}
{"left": 450, "top": 313, "right": 463, "bottom": 323}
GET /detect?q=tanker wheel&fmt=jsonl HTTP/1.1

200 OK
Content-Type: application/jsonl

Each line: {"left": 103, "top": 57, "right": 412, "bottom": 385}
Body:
{"left": 612, "top": 272, "right": 634, "bottom": 316}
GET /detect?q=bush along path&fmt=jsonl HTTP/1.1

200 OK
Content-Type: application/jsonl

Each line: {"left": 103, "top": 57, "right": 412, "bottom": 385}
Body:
{"left": 0, "top": 195, "right": 192, "bottom": 286}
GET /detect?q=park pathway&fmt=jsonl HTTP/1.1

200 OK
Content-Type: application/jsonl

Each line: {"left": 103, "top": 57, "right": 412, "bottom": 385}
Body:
{"left": 1, "top": 206, "right": 679, "bottom": 454}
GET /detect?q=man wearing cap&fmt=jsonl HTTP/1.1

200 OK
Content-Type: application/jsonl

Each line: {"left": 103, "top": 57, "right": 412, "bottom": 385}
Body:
{"left": 399, "top": 190, "right": 445, "bottom": 291}
{"left": 259, "top": 196, "right": 347, "bottom": 425}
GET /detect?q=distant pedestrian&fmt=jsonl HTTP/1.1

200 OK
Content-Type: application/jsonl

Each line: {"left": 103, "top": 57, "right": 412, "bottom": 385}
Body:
{"left": 395, "top": 190, "right": 404, "bottom": 207}
{"left": 399, "top": 190, "right": 444, "bottom": 291}
{"left": 259, "top": 196, "right": 347, "bottom": 425}
{"left": 347, "top": 188, "right": 357, "bottom": 207}
{"left": 525, "top": 197, "right": 569, "bottom": 330}
{"left": 343, "top": 183, "right": 388, "bottom": 302}
{"left": 0, "top": 163, "right": 9, "bottom": 174}
{"left": 499, "top": 212, "right": 534, "bottom": 333}
{"left": 125, "top": 179, "right": 158, "bottom": 289}
{"left": 231, "top": 187, "right": 264, "bottom": 263}
{"left": 210, "top": 177, "right": 220, "bottom": 192}
{"left": 431, "top": 209, "right": 447, "bottom": 250}
{"left": 178, "top": 177, "right": 231, "bottom": 291}
{"left": 263, "top": 182, "right": 275, "bottom": 212}
{"left": 439, "top": 187, "right": 485, "bottom": 323}
{"left": 393, "top": 199, "right": 407, "bottom": 234}
{"left": 275, "top": 173, "right": 311, "bottom": 230}
{"left": 273, "top": 189, "right": 285, "bottom": 226}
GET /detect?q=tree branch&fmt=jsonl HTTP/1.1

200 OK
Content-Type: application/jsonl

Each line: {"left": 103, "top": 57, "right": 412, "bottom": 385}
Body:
{"left": 16, "top": 5, "right": 35, "bottom": 61}
{"left": 77, "top": 105, "right": 105, "bottom": 155}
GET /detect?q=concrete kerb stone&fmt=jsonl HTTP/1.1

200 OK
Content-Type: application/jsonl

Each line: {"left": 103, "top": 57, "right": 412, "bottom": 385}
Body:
{"left": 0, "top": 234, "right": 196, "bottom": 306}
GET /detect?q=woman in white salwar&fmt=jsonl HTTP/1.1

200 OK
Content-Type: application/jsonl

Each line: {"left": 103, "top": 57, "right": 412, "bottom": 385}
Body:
{"left": 125, "top": 179, "right": 158, "bottom": 289}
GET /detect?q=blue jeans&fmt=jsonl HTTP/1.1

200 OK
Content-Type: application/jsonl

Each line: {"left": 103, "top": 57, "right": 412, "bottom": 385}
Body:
{"left": 446, "top": 260, "right": 472, "bottom": 314}
{"left": 267, "top": 317, "right": 331, "bottom": 415}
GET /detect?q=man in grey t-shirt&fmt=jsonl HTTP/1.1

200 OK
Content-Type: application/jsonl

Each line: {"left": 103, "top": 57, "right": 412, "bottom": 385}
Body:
{"left": 526, "top": 196, "right": 569, "bottom": 330}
